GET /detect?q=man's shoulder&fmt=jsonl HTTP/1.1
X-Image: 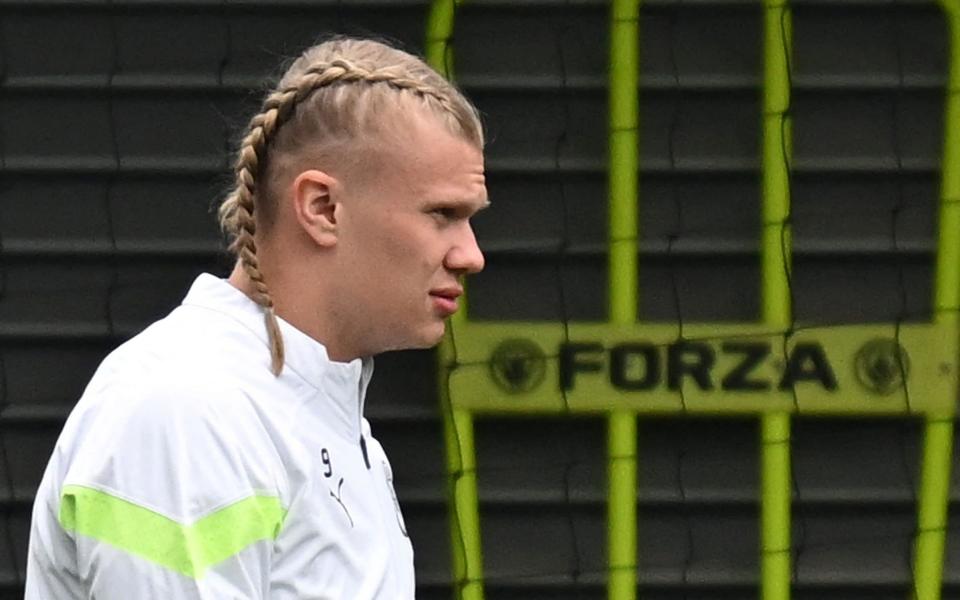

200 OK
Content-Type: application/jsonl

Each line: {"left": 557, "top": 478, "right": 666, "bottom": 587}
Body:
{"left": 90, "top": 303, "right": 270, "bottom": 397}
{"left": 52, "top": 298, "right": 306, "bottom": 498}
{"left": 110, "top": 300, "right": 262, "bottom": 365}
{"left": 63, "top": 306, "right": 278, "bottom": 447}
{"left": 53, "top": 330, "right": 291, "bottom": 520}
{"left": 67, "top": 363, "right": 261, "bottom": 462}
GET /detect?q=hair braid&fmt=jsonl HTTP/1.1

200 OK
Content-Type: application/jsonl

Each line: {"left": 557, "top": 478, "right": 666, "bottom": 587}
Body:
{"left": 220, "top": 41, "right": 482, "bottom": 376}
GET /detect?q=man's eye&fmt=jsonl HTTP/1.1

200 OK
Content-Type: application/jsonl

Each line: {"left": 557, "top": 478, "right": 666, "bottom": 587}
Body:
{"left": 431, "top": 207, "right": 457, "bottom": 220}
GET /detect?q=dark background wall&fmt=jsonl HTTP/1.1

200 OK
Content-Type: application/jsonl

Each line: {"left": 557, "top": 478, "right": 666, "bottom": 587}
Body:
{"left": 0, "top": 0, "right": 956, "bottom": 598}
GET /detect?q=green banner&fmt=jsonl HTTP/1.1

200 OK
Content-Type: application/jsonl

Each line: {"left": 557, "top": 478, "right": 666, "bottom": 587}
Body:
{"left": 448, "top": 322, "right": 957, "bottom": 416}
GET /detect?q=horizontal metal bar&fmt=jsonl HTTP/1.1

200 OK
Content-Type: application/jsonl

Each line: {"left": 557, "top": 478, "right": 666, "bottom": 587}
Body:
{"left": 443, "top": 579, "right": 960, "bottom": 592}
{"left": 0, "top": 480, "right": 949, "bottom": 511}
{"left": 0, "top": 579, "right": 944, "bottom": 594}
{"left": 0, "top": 0, "right": 939, "bottom": 9}
{"left": 464, "top": 74, "right": 948, "bottom": 93}
{"left": 475, "top": 490, "right": 960, "bottom": 509}
{"left": 477, "top": 239, "right": 936, "bottom": 259}
{"left": 0, "top": 405, "right": 72, "bottom": 424}
{"left": 0, "top": 73, "right": 947, "bottom": 93}
{"left": 0, "top": 0, "right": 423, "bottom": 9}
{"left": 0, "top": 157, "right": 942, "bottom": 177}
{"left": 0, "top": 323, "right": 134, "bottom": 342}
{"left": 0, "top": 157, "right": 227, "bottom": 176}
{"left": 448, "top": 493, "right": 863, "bottom": 509}
{"left": 0, "top": 242, "right": 936, "bottom": 263}
{"left": 447, "top": 577, "right": 960, "bottom": 592}
{"left": 0, "top": 75, "right": 260, "bottom": 93}
{"left": 0, "top": 401, "right": 440, "bottom": 426}
{"left": 463, "top": 0, "right": 761, "bottom": 8}
{"left": 791, "top": 0, "right": 937, "bottom": 6}
{"left": 0, "top": 240, "right": 224, "bottom": 259}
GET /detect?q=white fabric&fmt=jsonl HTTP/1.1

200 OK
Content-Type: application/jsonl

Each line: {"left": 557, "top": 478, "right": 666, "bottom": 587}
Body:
{"left": 26, "top": 273, "right": 415, "bottom": 599}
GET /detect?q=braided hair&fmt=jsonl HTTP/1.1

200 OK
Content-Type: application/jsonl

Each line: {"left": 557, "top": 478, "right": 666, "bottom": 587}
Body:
{"left": 219, "top": 38, "right": 483, "bottom": 375}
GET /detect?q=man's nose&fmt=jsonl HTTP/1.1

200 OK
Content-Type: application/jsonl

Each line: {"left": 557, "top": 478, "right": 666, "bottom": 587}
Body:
{"left": 445, "top": 223, "right": 485, "bottom": 275}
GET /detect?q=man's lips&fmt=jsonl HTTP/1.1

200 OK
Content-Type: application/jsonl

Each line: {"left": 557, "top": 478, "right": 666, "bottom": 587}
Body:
{"left": 430, "top": 288, "right": 463, "bottom": 316}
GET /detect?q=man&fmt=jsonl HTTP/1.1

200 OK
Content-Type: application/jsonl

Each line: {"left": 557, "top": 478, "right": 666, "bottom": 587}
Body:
{"left": 26, "top": 37, "right": 487, "bottom": 598}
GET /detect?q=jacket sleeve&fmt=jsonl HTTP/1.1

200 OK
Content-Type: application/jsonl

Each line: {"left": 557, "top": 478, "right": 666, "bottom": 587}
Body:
{"left": 28, "top": 379, "right": 287, "bottom": 600}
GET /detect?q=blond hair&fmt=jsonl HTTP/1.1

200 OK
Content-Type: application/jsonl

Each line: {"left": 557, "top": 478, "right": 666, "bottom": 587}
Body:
{"left": 218, "top": 37, "right": 483, "bottom": 375}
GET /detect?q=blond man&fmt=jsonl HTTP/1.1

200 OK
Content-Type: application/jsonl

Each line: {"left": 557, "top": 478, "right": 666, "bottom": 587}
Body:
{"left": 26, "top": 37, "right": 487, "bottom": 599}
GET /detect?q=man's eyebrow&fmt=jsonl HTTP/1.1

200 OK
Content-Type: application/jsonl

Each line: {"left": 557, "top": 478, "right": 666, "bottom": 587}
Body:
{"left": 432, "top": 198, "right": 490, "bottom": 212}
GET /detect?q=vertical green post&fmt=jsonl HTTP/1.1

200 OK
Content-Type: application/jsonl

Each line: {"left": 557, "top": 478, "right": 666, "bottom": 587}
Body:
{"left": 760, "top": 414, "right": 791, "bottom": 600}
{"left": 760, "top": 0, "right": 792, "bottom": 598}
{"left": 609, "top": 0, "right": 640, "bottom": 326}
{"left": 426, "top": 0, "right": 457, "bottom": 81}
{"left": 913, "top": 418, "right": 953, "bottom": 600}
{"left": 608, "top": 0, "right": 640, "bottom": 597}
{"left": 441, "top": 393, "right": 485, "bottom": 600}
{"left": 913, "top": 4, "right": 960, "bottom": 599}
{"left": 934, "top": 3, "right": 960, "bottom": 312}
{"left": 428, "top": 5, "right": 485, "bottom": 599}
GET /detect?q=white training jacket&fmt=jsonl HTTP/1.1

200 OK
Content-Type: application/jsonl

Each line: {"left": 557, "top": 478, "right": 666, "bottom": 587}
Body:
{"left": 26, "top": 274, "right": 415, "bottom": 599}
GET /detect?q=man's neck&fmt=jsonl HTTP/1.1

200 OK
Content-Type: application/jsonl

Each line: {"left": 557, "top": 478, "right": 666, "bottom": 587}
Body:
{"left": 226, "top": 261, "right": 361, "bottom": 363}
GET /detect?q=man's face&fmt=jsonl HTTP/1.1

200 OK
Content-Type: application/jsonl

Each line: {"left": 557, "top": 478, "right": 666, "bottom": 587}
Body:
{"left": 331, "top": 114, "right": 488, "bottom": 357}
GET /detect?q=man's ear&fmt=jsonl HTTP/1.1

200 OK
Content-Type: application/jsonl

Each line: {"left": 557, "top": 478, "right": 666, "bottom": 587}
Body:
{"left": 292, "top": 169, "right": 340, "bottom": 248}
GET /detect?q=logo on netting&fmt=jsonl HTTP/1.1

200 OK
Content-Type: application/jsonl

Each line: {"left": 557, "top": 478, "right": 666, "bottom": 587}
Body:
{"left": 854, "top": 338, "right": 910, "bottom": 396}
{"left": 490, "top": 339, "right": 547, "bottom": 394}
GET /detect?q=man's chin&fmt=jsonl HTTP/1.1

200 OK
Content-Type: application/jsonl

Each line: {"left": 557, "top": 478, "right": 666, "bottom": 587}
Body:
{"left": 417, "top": 320, "right": 448, "bottom": 349}
{"left": 425, "top": 321, "right": 447, "bottom": 347}
{"left": 383, "top": 322, "right": 447, "bottom": 353}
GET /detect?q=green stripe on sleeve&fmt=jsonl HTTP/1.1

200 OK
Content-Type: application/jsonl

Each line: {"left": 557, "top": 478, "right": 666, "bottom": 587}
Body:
{"left": 59, "top": 484, "right": 286, "bottom": 579}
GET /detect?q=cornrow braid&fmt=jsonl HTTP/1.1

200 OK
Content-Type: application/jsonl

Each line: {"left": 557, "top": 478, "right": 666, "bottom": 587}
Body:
{"left": 219, "top": 40, "right": 482, "bottom": 376}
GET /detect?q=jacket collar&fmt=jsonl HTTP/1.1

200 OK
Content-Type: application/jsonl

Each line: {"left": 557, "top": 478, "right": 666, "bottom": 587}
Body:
{"left": 181, "top": 274, "right": 374, "bottom": 429}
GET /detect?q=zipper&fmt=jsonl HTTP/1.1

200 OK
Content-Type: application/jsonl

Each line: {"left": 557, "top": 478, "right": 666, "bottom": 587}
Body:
{"left": 358, "top": 359, "right": 371, "bottom": 470}
{"left": 360, "top": 435, "right": 371, "bottom": 470}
